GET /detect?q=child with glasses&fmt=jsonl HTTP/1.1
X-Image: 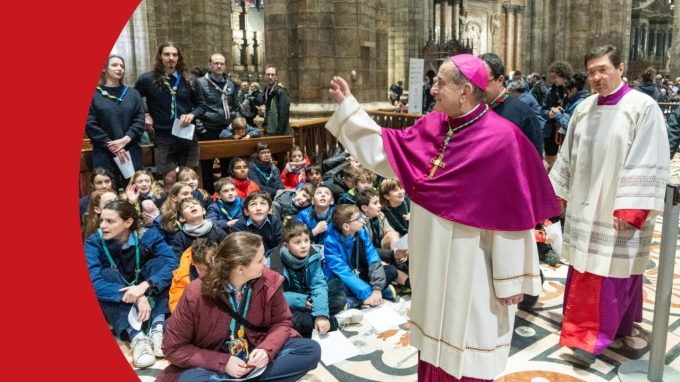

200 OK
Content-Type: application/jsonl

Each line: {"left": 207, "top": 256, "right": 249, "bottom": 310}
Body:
{"left": 323, "top": 204, "right": 398, "bottom": 309}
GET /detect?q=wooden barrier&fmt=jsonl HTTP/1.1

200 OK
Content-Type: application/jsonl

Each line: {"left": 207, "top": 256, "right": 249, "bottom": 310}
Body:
{"left": 290, "top": 110, "right": 421, "bottom": 164}
{"left": 80, "top": 136, "right": 294, "bottom": 195}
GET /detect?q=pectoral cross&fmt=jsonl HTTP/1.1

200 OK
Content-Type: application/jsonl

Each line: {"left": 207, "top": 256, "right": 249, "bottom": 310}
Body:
{"left": 428, "top": 153, "right": 446, "bottom": 179}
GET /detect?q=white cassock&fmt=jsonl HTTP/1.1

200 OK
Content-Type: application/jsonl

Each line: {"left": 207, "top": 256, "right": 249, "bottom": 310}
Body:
{"left": 326, "top": 96, "right": 542, "bottom": 380}
{"left": 550, "top": 89, "right": 669, "bottom": 278}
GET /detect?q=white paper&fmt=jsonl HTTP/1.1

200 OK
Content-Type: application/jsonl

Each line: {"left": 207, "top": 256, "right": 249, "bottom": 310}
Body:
{"left": 171, "top": 118, "right": 195, "bottom": 140}
{"left": 362, "top": 304, "right": 407, "bottom": 332}
{"left": 311, "top": 330, "right": 361, "bottom": 366}
{"left": 113, "top": 151, "right": 135, "bottom": 179}
{"left": 392, "top": 234, "right": 408, "bottom": 250}
{"left": 127, "top": 305, "right": 143, "bottom": 331}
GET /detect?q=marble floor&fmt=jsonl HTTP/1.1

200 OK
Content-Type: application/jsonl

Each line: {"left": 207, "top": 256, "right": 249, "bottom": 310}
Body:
{"left": 124, "top": 154, "right": 680, "bottom": 382}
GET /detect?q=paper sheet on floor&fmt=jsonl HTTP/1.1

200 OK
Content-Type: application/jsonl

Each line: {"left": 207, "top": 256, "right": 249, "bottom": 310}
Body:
{"left": 362, "top": 304, "right": 407, "bottom": 332}
{"left": 312, "top": 330, "right": 361, "bottom": 366}
{"left": 172, "top": 118, "right": 195, "bottom": 140}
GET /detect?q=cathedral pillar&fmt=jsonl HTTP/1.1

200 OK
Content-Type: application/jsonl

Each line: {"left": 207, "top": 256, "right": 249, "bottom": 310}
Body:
{"left": 444, "top": 0, "right": 452, "bottom": 42}
{"left": 514, "top": 5, "right": 524, "bottom": 72}
{"left": 440, "top": 0, "right": 448, "bottom": 43}
{"left": 503, "top": 4, "right": 514, "bottom": 73}
{"left": 435, "top": 1, "right": 442, "bottom": 43}
{"left": 452, "top": 0, "right": 460, "bottom": 41}
{"left": 642, "top": 24, "right": 649, "bottom": 59}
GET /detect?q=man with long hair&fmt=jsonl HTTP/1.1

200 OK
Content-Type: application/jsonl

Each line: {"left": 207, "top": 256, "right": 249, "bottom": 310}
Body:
{"left": 135, "top": 42, "right": 202, "bottom": 174}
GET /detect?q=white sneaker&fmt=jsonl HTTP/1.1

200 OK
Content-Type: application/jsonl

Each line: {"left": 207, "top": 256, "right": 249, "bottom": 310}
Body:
{"left": 336, "top": 309, "right": 364, "bottom": 328}
{"left": 130, "top": 334, "right": 156, "bottom": 368}
{"left": 149, "top": 323, "right": 165, "bottom": 358}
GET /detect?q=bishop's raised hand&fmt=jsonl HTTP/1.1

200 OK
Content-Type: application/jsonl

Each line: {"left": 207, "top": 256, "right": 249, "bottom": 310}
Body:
{"left": 329, "top": 76, "right": 353, "bottom": 104}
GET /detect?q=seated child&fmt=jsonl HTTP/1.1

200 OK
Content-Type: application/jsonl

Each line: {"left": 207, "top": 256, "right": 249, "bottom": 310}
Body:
{"left": 249, "top": 142, "right": 285, "bottom": 197}
{"left": 168, "top": 238, "right": 218, "bottom": 312}
{"left": 356, "top": 189, "right": 409, "bottom": 289}
{"left": 82, "top": 189, "right": 119, "bottom": 239}
{"left": 296, "top": 164, "right": 323, "bottom": 190}
{"left": 269, "top": 221, "right": 363, "bottom": 337}
{"left": 229, "top": 157, "right": 260, "bottom": 199}
{"left": 326, "top": 165, "right": 357, "bottom": 203}
{"left": 172, "top": 197, "right": 227, "bottom": 258}
{"left": 323, "top": 204, "right": 398, "bottom": 309}
{"left": 379, "top": 178, "right": 410, "bottom": 237}
{"left": 206, "top": 177, "right": 243, "bottom": 232}
{"left": 296, "top": 185, "right": 335, "bottom": 244}
{"left": 177, "top": 166, "right": 211, "bottom": 208}
{"left": 231, "top": 190, "right": 283, "bottom": 254}
{"left": 219, "top": 116, "right": 260, "bottom": 139}
{"left": 337, "top": 167, "right": 376, "bottom": 205}
{"left": 154, "top": 182, "right": 194, "bottom": 246}
{"left": 281, "top": 145, "right": 310, "bottom": 189}
{"left": 80, "top": 167, "right": 115, "bottom": 220}
{"left": 272, "top": 183, "right": 314, "bottom": 225}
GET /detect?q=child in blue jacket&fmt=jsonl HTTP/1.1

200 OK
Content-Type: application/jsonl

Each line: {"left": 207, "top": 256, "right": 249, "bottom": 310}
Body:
{"left": 269, "top": 221, "right": 362, "bottom": 337}
{"left": 323, "top": 204, "right": 398, "bottom": 309}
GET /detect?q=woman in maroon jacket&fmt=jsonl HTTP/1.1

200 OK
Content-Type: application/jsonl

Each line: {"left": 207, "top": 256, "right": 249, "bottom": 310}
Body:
{"left": 158, "top": 232, "right": 320, "bottom": 382}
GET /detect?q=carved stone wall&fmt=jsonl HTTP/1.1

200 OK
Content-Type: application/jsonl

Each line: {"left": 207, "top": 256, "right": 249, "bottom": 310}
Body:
{"left": 525, "top": 0, "right": 633, "bottom": 75}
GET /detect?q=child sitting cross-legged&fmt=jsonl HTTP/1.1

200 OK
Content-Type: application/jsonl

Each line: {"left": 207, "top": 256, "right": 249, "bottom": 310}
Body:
{"left": 356, "top": 189, "right": 410, "bottom": 290}
{"left": 272, "top": 182, "right": 314, "bottom": 225}
{"left": 168, "top": 238, "right": 218, "bottom": 313}
{"left": 172, "top": 197, "right": 227, "bottom": 258}
{"left": 337, "top": 167, "right": 376, "bottom": 205}
{"left": 269, "top": 221, "right": 363, "bottom": 337}
{"left": 206, "top": 177, "right": 243, "bottom": 232}
{"left": 231, "top": 190, "right": 283, "bottom": 254}
{"left": 296, "top": 185, "right": 335, "bottom": 244}
{"left": 323, "top": 204, "right": 398, "bottom": 309}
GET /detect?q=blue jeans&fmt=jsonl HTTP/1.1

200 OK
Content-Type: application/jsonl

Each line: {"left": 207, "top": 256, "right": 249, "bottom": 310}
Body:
{"left": 98, "top": 257, "right": 170, "bottom": 340}
{"left": 178, "top": 338, "right": 321, "bottom": 382}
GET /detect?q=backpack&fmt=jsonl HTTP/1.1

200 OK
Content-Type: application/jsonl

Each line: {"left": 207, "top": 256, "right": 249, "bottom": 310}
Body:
{"left": 239, "top": 96, "right": 256, "bottom": 119}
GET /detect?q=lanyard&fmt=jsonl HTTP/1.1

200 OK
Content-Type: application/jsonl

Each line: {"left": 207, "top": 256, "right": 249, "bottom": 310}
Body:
{"left": 228, "top": 287, "right": 252, "bottom": 337}
{"left": 97, "top": 85, "right": 129, "bottom": 103}
{"left": 98, "top": 229, "right": 141, "bottom": 286}
{"left": 163, "top": 74, "right": 182, "bottom": 119}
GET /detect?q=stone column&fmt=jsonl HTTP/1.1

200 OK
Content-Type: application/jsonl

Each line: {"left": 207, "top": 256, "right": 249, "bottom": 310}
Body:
{"left": 444, "top": 1, "right": 452, "bottom": 42}
{"left": 503, "top": 4, "right": 514, "bottom": 73}
{"left": 651, "top": 26, "right": 658, "bottom": 59}
{"left": 452, "top": 0, "right": 460, "bottom": 41}
{"left": 435, "top": 1, "right": 441, "bottom": 43}
{"left": 642, "top": 24, "right": 649, "bottom": 59}
{"left": 672, "top": 0, "right": 680, "bottom": 75}
{"left": 440, "top": 0, "right": 448, "bottom": 43}
{"left": 514, "top": 5, "right": 524, "bottom": 72}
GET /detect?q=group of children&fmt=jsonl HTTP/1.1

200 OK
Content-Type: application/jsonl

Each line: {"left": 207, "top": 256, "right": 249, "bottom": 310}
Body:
{"left": 81, "top": 144, "right": 413, "bottom": 371}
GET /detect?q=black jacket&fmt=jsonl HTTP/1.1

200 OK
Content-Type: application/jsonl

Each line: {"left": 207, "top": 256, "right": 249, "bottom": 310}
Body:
{"left": 263, "top": 82, "right": 291, "bottom": 135}
{"left": 194, "top": 74, "right": 237, "bottom": 128}
{"left": 134, "top": 71, "right": 201, "bottom": 130}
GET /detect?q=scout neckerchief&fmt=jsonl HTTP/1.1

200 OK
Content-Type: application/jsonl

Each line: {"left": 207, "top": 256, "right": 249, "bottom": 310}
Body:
{"left": 204, "top": 73, "right": 231, "bottom": 121}
{"left": 427, "top": 104, "right": 489, "bottom": 179}
{"left": 383, "top": 198, "right": 411, "bottom": 235}
{"left": 98, "top": 229, "right": 141, "bottom": 286}
{"left": 163, "top": 73, "right": 181, "bottom": 119}
{"left": 218, "top": 198, "right": 241, "bottom": 220}
{"left": 489, "top": 89, "right": 510, "bottom": 109}
{"left": 225, "top": 285, "right": 252, "bottom": 362}
{"left": 252, "top": 162, "right": 275, "bottom": 183}
{"left": 97, "top": 85, "right": 129, "bottom": 104}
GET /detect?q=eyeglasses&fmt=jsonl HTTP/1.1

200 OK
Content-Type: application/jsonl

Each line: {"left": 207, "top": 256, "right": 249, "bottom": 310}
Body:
{"left": 349, "top": 215, "right": 366, "bottom": 224}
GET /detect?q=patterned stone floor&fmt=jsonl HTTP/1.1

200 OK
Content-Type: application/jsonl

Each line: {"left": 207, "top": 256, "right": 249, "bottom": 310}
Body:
{"left": 125, "top": 154, "right": 680, "bottom": 382}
